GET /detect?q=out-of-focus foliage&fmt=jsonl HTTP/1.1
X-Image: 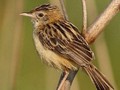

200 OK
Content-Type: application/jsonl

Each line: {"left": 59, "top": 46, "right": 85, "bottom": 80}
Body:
{"left": 0, "top": 0, "right": 120, "bottom": 90}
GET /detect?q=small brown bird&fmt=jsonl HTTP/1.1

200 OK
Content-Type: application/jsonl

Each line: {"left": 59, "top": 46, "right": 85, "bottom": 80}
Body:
{"left": 20, "top": 4, "right": 114, "bottom": 90}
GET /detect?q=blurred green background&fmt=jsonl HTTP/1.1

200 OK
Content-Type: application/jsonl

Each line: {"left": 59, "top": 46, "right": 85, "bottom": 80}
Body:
{"left": 0, "top": 0, "right": 120, "bottom": 90}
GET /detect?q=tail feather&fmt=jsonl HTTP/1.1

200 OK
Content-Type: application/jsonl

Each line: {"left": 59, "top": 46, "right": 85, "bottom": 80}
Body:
{"left": 83, "top": 64, "right": 114, "bottom": 90}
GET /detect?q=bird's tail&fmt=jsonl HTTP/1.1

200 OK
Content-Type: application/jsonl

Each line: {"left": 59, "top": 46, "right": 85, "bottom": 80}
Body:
{"left": 83, "top": 64, "right": 114, "bottom": 90}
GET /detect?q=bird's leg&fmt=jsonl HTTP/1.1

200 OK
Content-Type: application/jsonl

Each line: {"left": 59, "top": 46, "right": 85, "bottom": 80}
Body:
{"left": 57, "top": 71, "right": 66, "bottom": 88}
{"left": 57, "top": 71, "right": 69, "bottom": 90}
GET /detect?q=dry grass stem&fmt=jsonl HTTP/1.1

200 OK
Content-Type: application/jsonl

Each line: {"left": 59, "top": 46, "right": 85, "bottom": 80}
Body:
{"left": 81, "top": 0, "right": 87, "bottom": 35}
{"left": 59, "top": 0, "right": 68, "bottom": 20}
{"left": 85, "top": 0, "right": 120, "bottom": 44}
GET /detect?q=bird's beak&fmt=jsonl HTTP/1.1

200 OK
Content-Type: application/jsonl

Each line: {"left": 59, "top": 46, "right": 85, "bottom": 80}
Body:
{"left": 20, "top": 12, "right": 34, "bottom": 18}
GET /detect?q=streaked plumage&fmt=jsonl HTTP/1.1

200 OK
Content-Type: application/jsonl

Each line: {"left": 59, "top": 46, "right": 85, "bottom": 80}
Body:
{"left": 38, "top": 21, "right": 93, "bottom": 65}
{"left": 21, "top": 4, "right": 114, "bottom": 90}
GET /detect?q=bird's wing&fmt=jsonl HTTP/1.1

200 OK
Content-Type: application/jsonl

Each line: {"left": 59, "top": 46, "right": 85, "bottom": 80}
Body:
{"left": 38, "top": 21, "right": 94, "bottom": 66}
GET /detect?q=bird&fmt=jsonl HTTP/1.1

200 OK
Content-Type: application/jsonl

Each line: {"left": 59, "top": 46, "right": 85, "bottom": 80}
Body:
{"left": 20, "top": 4, "right": 114, "bottom": 90}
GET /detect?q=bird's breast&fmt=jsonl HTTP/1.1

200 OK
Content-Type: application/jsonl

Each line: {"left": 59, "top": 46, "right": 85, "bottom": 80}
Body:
{"left": 32, "top": 32, "right": 78, "bottom": 71}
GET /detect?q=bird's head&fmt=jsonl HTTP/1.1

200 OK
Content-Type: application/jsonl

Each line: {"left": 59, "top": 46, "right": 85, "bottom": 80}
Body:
{"left": 20, "top": 4, "right": 64, "bottom": 27}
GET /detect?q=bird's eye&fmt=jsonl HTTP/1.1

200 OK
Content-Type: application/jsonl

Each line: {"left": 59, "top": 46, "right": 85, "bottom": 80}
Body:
{"left": 38, "top": 13, "right": 44, "bottom": 17}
